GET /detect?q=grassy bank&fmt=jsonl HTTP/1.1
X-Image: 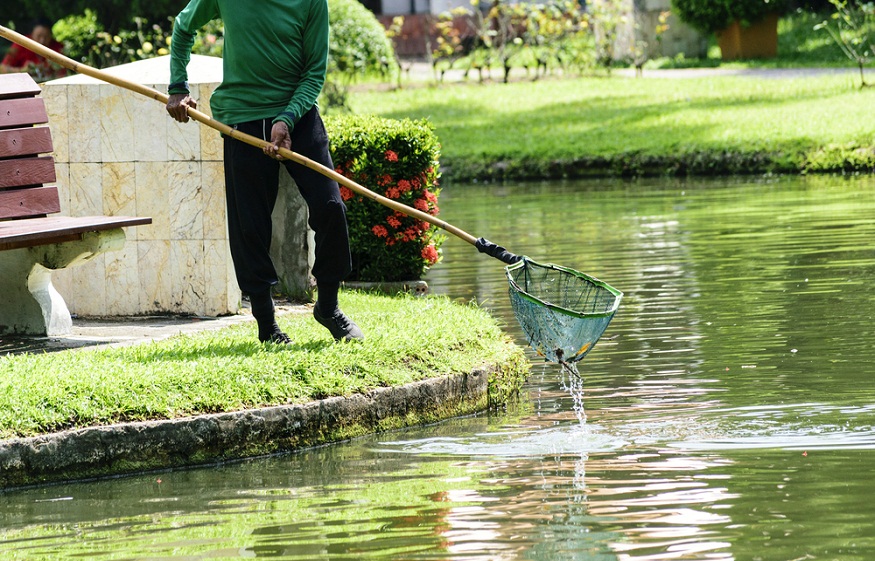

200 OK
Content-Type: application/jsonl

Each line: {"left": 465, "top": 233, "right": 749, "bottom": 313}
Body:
{"left": 349, "top": 73, "right": 875, "bottom": 181}
{"left": 0, "top": 292, "right": 528, "bottom": 440}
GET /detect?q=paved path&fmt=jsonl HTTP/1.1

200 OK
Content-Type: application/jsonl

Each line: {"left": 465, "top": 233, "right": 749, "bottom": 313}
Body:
{"left": 0, "top": 301, "right": 308, "bottom": 355}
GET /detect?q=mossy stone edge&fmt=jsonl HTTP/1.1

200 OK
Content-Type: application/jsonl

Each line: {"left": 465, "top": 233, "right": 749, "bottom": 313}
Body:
{"left": 0, "top": 360, "right": 529, "bottom": 490}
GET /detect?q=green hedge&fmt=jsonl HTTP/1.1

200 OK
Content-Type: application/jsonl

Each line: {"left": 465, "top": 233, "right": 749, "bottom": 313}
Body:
{"left": 324, "top": 115, "right": 445, "bottom": 282}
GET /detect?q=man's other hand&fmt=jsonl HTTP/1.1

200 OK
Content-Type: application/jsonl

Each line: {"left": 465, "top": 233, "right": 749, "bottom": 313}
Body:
{"left": 265, "top": 121, "right": 291, "bottom": 160}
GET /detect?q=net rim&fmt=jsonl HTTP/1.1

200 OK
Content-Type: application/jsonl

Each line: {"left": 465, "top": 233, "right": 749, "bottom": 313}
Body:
{"left": 505, "top": 257, "right": 623, "bottom": 319}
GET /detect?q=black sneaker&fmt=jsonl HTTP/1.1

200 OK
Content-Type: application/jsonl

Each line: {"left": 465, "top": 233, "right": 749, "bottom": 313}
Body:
{"left": 265, "top": 331, "right": 293, "bottom": 345}
{"left": 314, "top": 306, "right": 364, "bottom": 341}
{"left": 260, "top": 325, "right": 293, "bottom": 345}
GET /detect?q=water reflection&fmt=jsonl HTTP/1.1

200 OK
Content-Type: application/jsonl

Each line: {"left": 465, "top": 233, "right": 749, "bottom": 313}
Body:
{"left": 2, "top": 176, "right": 875, "bottom": 560}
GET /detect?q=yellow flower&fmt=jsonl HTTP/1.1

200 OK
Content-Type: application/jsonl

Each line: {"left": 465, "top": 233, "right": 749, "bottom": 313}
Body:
{"left": 113, "top": 35, "right": 122, "bottom": 44}
{"left": 158, "top": 48, "right": 169, "bottom": 56}
{"left": 142, "top": 41, "right": 153, "bottom": 53}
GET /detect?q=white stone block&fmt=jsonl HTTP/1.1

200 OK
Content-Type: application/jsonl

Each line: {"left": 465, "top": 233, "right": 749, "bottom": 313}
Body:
{"left": 103, "top": 162, "right": 138, "bottom": 217}
{"left": 133, "top": 85, "right": 169, "bottom": 162}
{"left": 99, "top": 84, "right": 137, "bottom": 163}
{"left": 68, "top": 85, "right": 102, "bottom": 163}
{"left": 135, "top": 161, "right": 171, "bottom": 241}
{"left": 69, "top": 163, "right": 103, "bottom": 216}
{"left": 171, "top": 240, "right": 205, "bottom": 314}
{"left": 138, "top": 240, "right": 173, "bottom": 311}
{"left": 41, "top": 84, "right": 68, "bottom": 163}
{"left": 168, "top": 118, "right": 201, "bottom": 161}
{"left": 66, "top": 252, "right": 107, "bottom": 315}
{"left": 53, "top": 162, "right": 70, "bottom": 215}
{"left": 202, "top": 161, "right": 226, "bottom": 240}
{"left": 169, "top": 161, "right": 203, "bottom": 240}
{"left": 105, "top": 241, "right": 140, "bottom": 314}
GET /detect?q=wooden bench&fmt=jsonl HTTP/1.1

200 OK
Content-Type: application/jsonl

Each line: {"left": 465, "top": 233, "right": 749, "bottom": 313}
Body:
{"left": 0, "top": 73, "right": 151, "bottom": 336}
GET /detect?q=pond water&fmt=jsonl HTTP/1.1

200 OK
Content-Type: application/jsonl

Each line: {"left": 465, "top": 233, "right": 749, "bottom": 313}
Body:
{"left": 3, "top": 175, "right": 875, "bottom": 560}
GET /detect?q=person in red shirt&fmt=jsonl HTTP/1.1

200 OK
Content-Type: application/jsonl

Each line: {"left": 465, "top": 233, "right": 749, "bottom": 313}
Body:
{"left": 0, "top": 18, "right": 66, "bottom": 81}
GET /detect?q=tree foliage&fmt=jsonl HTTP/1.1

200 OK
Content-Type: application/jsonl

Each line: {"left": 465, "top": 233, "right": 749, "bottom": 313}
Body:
{"left": 5, "top": 0, "right": 184, "bottom": 33}
{"left": 671, "top": 0, "right": 788, "bottom": 34}
{"left": 815, "top": 0, "right": 875, "bottom": 87}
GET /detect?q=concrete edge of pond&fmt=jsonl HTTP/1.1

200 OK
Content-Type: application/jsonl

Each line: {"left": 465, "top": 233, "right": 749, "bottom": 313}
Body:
{"left": 0, "top": 360, "right": 529, "bottom": 490}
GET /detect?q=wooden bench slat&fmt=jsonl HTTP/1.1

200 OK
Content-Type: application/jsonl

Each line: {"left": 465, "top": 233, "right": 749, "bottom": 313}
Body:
{"left": 0, "top": 126, "right": 53, "bottom": 158}
{"left": 0, "top": 97, "right": 48, "bottom": 129}
{"left": 0, "top": 156, "right": 56, "bottom": 190}
{"left": 0, "top": 215, "right": 153, "bottom": 251}
{"left": 0, "top": 74, "right": 41, "bottom": 99}
{"left": 0, "top": 186, "right": 61, "bottom": 219}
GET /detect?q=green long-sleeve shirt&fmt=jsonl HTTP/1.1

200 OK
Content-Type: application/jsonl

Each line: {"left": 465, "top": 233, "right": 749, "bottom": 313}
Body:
{"left": 169, "top": 0, "right": 329, "bottom": 130}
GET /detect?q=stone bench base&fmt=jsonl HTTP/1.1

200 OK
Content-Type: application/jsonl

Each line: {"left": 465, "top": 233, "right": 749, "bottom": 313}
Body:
{"left": 0, "top": 229, "right": 125, "bottom": 336}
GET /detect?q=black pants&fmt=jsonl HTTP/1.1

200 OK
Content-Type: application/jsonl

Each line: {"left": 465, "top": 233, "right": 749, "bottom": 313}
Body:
{"left": 223, "top": 107, "right": 352, "bottom": 295}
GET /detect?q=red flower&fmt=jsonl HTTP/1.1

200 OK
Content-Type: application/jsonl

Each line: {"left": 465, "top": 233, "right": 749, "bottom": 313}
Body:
{"left": 340, "top": 186, "right": 353, "bottom": 201}
{"left": 386, "top": 187, "right": 400, "bottom": 199}
{"left": 387, "top": 216, "right": 402, "bottom": 228}
{"left": 385, "top": 150, "right": 399, "bottom": 162}
{"left": 372, "top": 225, "right": 388, "bottom": 238}
{"left": 397, "top": 179, "right": 412, "bottom": 192}
{"left": 422, "top": 244, "right": 439, "bottom": 265}
{"left": 414, "top": 198, "right": 429, "bottom": 212}
{"left": 424, "top": 189, "right": 438, "bottom": 203}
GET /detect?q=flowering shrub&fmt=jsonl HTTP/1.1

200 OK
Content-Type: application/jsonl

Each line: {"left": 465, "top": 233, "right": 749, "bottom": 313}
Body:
{"left": 324, "top": 115, "right": 445, "bottom": 282}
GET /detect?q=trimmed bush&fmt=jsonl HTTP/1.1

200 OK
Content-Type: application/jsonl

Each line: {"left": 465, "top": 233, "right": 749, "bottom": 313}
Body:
{"left": 324, "top": 115, "right": 445, "bottom": 282}
{"left": 328, "top": 0, "right": 396, "bottom": 79}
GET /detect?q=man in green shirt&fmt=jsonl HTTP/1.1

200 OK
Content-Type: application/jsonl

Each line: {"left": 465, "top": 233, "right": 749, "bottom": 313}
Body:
{"left": 166, "top": 0, "right": 363, "bottom": 344}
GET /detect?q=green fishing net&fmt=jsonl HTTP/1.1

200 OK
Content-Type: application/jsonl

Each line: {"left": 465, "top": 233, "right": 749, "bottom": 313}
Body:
{"left": 506, "top": 258, "right": 622, "bottom": 368}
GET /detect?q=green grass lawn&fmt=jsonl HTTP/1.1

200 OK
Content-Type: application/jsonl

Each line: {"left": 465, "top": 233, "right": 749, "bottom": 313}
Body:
{"left": 349, "top": 72, "right": 875, "bottom": 180}
{"left": 343, "top": 8, "right": 874, "bottom": 180}
{"left": 0, "top": 292, "right": 527, "bottom": 440}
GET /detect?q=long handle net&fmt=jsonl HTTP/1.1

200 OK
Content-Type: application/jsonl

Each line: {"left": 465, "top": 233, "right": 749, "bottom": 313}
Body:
{"left": 506, "top": 258, "right": 622, "bottom": 373}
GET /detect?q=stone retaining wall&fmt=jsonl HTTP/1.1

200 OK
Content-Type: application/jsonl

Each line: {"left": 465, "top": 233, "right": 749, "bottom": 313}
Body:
{"left": 0, "top": 365, "right": 528, "bottom": 489}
